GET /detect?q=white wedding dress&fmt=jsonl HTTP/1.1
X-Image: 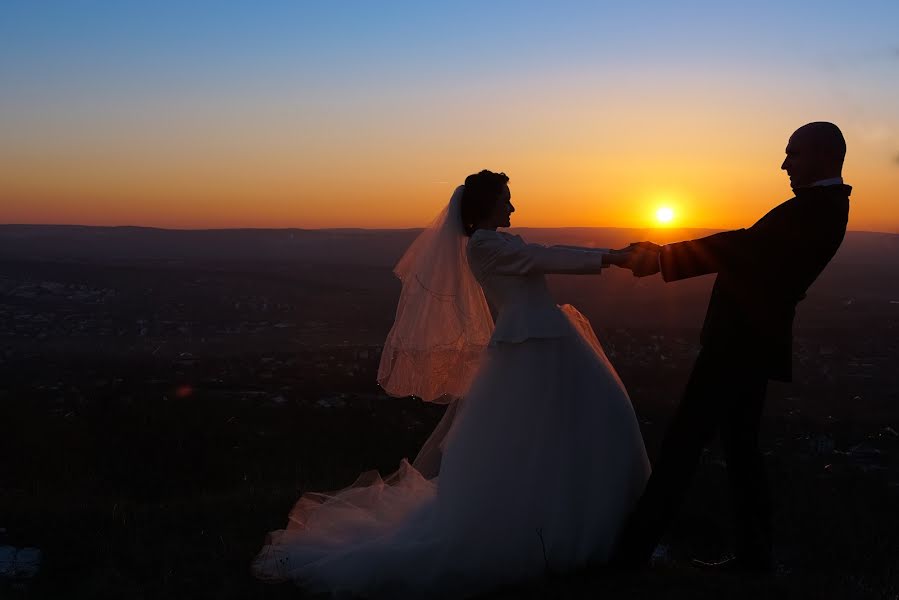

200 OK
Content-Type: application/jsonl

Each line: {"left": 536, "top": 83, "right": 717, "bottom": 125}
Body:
{"left": 253, "top": 229, "right": 650, "bottom": 598}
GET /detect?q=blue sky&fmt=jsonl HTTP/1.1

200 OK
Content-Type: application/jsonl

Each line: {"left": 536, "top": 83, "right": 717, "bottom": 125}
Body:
{"left": 3, "top": 1, "right": 896, "bottom": 94}
{"left": 1, "top": 1, "right": 897, "bottom": 230}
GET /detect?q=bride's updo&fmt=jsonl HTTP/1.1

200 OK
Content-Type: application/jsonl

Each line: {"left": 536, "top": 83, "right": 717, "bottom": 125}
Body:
{"left": 460, "top": 170, "right": 509, "bottom": 236}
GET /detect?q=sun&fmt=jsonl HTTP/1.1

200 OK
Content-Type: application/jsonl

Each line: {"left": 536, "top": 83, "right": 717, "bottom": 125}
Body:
{"left": 655, "top": 206, "right": 675, "bottom": 224}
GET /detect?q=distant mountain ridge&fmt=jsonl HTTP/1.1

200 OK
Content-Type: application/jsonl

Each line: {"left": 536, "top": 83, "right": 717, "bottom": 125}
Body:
{"left": 0, "top": 224, "right": 896, "bottom": 267}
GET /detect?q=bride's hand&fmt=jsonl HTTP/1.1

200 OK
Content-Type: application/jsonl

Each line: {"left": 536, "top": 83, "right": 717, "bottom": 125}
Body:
{"left": 627, "top": 246, "right": 662, "bottom": 277}
{"left": 626, "top": 241, "right": 661, "bottom": 252}
{"left": 603, "top": 249, "right": 632, "bottom": 267}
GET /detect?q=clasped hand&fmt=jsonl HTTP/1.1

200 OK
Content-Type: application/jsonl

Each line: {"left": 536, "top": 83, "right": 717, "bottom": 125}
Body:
{"left": 608, "top": 242, "right": 661, "bottom": 277}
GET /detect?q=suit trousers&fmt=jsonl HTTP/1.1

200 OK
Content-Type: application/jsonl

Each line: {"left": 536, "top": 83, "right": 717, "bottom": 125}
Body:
{"left": 614, "top": 346, "right": 772, "bottom": 564}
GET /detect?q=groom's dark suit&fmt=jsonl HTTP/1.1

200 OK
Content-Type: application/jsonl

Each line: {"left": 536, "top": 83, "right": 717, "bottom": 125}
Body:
{"left": 616, "top": 183, "right": 850, "bottom": 565}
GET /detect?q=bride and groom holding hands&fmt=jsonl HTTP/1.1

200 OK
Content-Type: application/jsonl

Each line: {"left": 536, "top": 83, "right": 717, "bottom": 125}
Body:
{"left": 253, "top": 121, "right": 851, "bottom": 597}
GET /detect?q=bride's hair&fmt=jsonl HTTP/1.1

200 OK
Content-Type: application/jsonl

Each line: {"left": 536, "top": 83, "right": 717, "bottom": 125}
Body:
{"left": 460, "top": 170, "right": 509, "bottom": 236}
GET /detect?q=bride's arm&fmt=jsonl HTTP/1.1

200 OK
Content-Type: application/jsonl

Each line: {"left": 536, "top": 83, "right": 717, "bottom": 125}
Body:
{"left": 468, "top": 235, "right": 624, "bottom": 275}
{"left": 550, "top": 244, "right": 610, "bottom": 253}
{"left": 551, "top": 245, "right": 632, "bottom": 267}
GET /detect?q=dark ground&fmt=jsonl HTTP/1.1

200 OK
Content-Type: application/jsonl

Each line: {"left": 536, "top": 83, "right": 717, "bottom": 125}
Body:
{"left": 1, "top": 227, "right": 897, "bottom": 599}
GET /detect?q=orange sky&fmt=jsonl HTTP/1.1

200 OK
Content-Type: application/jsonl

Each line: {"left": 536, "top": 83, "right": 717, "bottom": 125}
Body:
{"left": 3, "top": 96, "right": 895, "bottom": 232}
{"left": 2, "top": 8, "right": 898, "bottom": 233}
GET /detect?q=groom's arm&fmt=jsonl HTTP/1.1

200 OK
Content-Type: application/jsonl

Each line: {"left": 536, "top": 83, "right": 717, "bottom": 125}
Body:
{"left": 659, "top": 228, "right": 758, "bottom": 282}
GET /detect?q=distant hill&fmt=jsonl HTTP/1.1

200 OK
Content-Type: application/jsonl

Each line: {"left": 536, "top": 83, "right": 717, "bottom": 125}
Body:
{"left": 1, "top": 224, "right": 896, "bottom": 268}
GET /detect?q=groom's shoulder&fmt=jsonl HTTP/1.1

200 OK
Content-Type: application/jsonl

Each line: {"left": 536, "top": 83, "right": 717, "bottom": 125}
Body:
{"left": 792, "top": 183, "right": 852, "bottom": 204}
{"left": 783, "top": 185, "right": 851, "bottom": 220}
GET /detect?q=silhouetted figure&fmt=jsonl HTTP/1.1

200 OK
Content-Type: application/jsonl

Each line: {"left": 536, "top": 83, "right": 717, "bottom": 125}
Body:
{"left": 614, "top": 122, "right": 851, "bottom": 571}
{"left": 254, "top": 171, "right": 651, "bottom": 597}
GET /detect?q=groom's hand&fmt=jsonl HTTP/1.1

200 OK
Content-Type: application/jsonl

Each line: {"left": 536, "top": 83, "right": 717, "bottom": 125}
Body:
{"left": 626, "top": 241, "right": 662, "bottom": 253}
{"left": 608, "top": 242, "right": 658, "bottom": 255}
{"left": 621, "top": 242, "right": 661, "bottom": 277}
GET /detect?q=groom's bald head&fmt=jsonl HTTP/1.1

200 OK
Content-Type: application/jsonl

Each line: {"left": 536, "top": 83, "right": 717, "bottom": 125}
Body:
{"left": 781, "top": 122, "right": 846, "bottom": 190}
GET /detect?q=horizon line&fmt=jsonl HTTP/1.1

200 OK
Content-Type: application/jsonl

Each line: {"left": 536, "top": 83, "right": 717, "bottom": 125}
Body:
{"left": 0, "top": 223, "right": 896, "bottom": 236}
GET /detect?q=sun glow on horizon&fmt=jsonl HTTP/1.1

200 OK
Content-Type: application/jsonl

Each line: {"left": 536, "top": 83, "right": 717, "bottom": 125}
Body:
{"left": 655, "top": 206, "right": 675, "bottom": 225}
{"left": 1, "top": 5, "right": 898, "bottom": 233}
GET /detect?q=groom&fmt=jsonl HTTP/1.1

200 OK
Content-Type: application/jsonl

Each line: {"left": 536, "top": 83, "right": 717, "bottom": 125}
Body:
{"left": 612, "top": 122, "right": 851, "bottom": 571}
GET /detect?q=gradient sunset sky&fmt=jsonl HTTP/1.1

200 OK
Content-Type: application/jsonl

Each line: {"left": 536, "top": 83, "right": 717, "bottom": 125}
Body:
{"left": 2, "top": 1, "right": 897, "bottom": 231}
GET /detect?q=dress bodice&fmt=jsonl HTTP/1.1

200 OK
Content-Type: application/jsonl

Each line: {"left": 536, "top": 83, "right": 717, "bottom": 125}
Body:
{"left": 466, "top": 230, "right": 608, "bottom": 344}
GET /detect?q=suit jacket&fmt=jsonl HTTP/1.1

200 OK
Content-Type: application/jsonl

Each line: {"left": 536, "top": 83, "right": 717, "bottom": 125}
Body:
{"left": 659, "top": 184, "right": 851, "bottom": 381}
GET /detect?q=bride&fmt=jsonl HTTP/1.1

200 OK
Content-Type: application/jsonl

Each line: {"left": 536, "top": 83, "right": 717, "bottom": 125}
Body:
{"left": 253, "top": 170, "right": 650, "bottom": 597}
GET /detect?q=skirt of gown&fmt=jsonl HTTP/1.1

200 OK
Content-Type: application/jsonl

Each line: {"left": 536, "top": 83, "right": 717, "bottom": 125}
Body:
{"left": 252, "top": 305, "right": 650, "bottom": 598}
